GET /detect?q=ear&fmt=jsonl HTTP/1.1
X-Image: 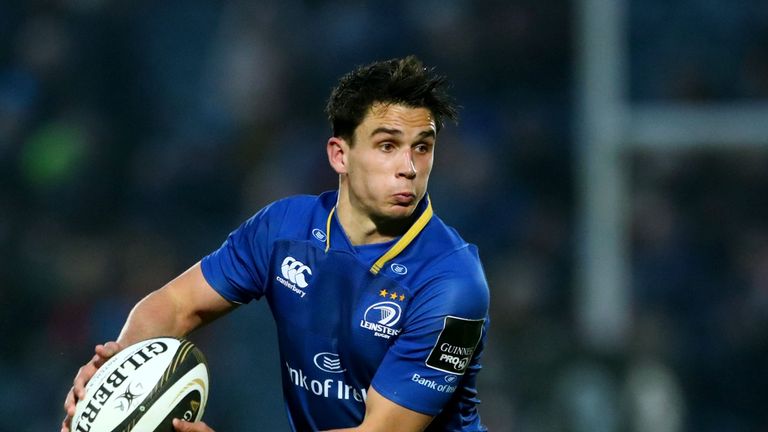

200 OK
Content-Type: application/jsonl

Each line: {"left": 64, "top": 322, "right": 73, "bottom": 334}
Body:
{"left": 327, "top": 136, "right": 349, "bottom": 175}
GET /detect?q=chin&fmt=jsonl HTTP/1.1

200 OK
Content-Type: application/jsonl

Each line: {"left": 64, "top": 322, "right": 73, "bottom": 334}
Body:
{"left": 384, "top": 204, "right": 417, "bottom": 220}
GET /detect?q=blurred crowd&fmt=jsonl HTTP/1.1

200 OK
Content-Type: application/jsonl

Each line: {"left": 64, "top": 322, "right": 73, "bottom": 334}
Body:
{"left": 0, "top": 1, "right": 766, "bottom": 431}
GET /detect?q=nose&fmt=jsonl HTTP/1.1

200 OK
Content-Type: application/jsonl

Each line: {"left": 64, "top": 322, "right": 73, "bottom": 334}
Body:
{"left": 398, "top": 150, "right": 417, "bottom": 179}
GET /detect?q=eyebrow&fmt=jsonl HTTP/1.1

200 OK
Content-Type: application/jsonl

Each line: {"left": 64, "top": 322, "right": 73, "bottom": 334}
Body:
{"left": 370, "top": 127, "right": 436, "bottom": 139}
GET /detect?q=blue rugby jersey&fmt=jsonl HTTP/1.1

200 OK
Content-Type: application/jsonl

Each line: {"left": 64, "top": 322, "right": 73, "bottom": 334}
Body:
{"left": 201, "top": 191, "right": 490, "bottom": 431}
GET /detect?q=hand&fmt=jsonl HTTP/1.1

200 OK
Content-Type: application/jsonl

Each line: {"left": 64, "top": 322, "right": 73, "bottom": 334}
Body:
{"left": 173, "top": 419, "right": 216, "bottom": 432}
{"left": 61, "top": 341, "right": 123, "bottom": 432}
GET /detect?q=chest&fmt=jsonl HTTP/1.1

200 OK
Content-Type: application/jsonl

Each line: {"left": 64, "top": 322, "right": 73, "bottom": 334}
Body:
{"left": 264, "top": 240, "right": 412, "bottom": 370}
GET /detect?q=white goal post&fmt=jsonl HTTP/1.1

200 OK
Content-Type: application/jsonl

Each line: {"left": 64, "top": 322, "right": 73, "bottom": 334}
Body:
{"left": 575, "top": 0, "right": 768, "bottom": 351}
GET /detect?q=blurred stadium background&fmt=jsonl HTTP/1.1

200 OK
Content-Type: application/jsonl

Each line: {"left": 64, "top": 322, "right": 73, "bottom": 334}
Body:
{"left": 2, "top": 0, "right": 768, "bottom": 431}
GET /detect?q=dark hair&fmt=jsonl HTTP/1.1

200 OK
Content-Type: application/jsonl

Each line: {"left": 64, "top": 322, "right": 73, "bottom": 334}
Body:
{"left": 326, "top": 55, "right": 459, "bottom": 142}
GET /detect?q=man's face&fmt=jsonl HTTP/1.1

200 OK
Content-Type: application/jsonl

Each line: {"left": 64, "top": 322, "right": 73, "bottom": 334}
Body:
{"left": 344, "top": 102, "right": 437, "bottom": 221}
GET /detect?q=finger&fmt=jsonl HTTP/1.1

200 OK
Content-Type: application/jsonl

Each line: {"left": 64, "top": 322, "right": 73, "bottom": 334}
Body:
{"left": 94, "top": 341, "right": 121, "bottom": 367}
{"left": 61, "top": 416, "right": 71, "bottom": 432}
{"left": 64, "top": 387, "right": 77, "bottom": 416}
{"left": 97, "top": 341, "right": 122, "bottom": 356}
{"left": 73, "top": 363, "right": 96, "bottom": 400}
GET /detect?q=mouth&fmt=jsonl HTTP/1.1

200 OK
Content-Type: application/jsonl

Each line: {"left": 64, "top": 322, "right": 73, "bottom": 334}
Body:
{"left": 392, "top": 192, "right": 416, "bottom": 205}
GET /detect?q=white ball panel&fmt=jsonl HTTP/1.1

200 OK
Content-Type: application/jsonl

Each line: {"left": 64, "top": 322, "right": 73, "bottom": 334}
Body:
{"left": 71, "top": 338, "right": 187, "bottom": 432}
{"left": 131, "top": 363, "right": 210, "bottom": 430}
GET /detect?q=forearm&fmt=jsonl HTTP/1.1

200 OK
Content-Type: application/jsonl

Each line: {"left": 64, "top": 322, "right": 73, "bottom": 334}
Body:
{"left": 320, "top": 387, "right": 431, "bottom": 432}
{"left": 117, "top": 286, "right": 196, "bottom": 346}
{"left": 116, "top": 262, "right": 234, "bottom": 347}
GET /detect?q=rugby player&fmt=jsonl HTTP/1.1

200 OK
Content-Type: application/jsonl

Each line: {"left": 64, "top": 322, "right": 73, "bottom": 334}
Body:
{"left": 63, "top": 56, "right": 490, "bottom": 432}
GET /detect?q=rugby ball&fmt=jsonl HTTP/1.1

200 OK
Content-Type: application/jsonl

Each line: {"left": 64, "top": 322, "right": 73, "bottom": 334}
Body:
{"left": 71, "top": 337, "right": 209, "bottom": 432}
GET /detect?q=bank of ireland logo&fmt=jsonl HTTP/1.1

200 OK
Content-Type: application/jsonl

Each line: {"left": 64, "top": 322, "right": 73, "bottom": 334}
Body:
{"left": 359, "top": 301, "right": 402, "bottom": 339}
{"left": 280, "top": 256, "right": 312, "bottom": 288}
{"left": 312, "top": 228, "right": 326, "bottom": 242}
{"left": 390, "top": 263, "right": 407, "bottom": 275}
{"left": 444, "top": 375, "right": 458, "bottom": 384}
{"left": 313, "top": 352, "right": 346, "bottom": 373}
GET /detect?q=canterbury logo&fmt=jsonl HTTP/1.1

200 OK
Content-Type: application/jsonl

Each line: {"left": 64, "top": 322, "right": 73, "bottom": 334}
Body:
{"left": 280, "top": 257, "right": 312, "bottom": 288}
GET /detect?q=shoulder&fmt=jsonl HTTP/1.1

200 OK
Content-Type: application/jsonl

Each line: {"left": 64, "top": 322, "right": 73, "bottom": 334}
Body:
{"left": 426, "top": 247, "right": 489, "bottom": 319}
{"left": 405, "top": 217, "right": 489, "bottom": 319}
{"left": 420, "top": 214, "right": 468, "bottom": 252}
{"left": 243, "top": 192, "right": 333, "bottom": 229}
{"left": 258, "top": 193, "right": 323, "bottom": 218}
{"left": 406, "top": 214, "right": 487, "bottom": 283}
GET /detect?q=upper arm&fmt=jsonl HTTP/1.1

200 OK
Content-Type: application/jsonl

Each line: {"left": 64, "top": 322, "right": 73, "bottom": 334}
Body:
{"left": 200, "top": 204, "right": 280, "bottom": 303}
{"left": 322, "top": 387, "right": 433, "bottom": 432}
{"left": 157, "top": 202, "right": 282, "bottom": 333}
{"left": 369, "top": 259, "right": 490, "bottom": 417}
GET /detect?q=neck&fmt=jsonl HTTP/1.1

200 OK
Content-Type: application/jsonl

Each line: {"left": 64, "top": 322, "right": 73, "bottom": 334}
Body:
{"left": 335, "top": 186, "right": 415, "bottom": 246}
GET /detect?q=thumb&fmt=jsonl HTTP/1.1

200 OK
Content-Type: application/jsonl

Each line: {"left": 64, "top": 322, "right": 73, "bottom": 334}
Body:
{"left": 173, "top": 418, "right": 212, "bottom": 432}
{"left": 172, "top": 419, "right": 191, "bottom": 431}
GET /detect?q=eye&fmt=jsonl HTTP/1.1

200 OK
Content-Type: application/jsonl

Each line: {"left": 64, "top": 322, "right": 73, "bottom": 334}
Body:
{"left": 414, "top": 143, "right": 432, "bottom": 154}
{"left": 380, "top": 142, "right": 395, "bottom": 152}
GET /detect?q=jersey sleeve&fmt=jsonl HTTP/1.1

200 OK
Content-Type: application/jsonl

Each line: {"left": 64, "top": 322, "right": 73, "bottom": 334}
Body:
{"left": 200, "top": 202, "right": 282, "bottom": 304}
{"left": 370, "top": 249, "right": 490, "bottom": 416}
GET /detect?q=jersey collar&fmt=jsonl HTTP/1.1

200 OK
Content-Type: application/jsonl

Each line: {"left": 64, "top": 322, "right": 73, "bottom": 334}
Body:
{"left": 324, "top": 195, "right": 433, "bottom": 275}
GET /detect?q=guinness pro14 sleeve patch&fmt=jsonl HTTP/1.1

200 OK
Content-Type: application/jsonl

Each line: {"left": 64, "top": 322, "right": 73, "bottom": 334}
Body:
{"left": 425, "top": 316, "right": 485, "bottom": 375}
